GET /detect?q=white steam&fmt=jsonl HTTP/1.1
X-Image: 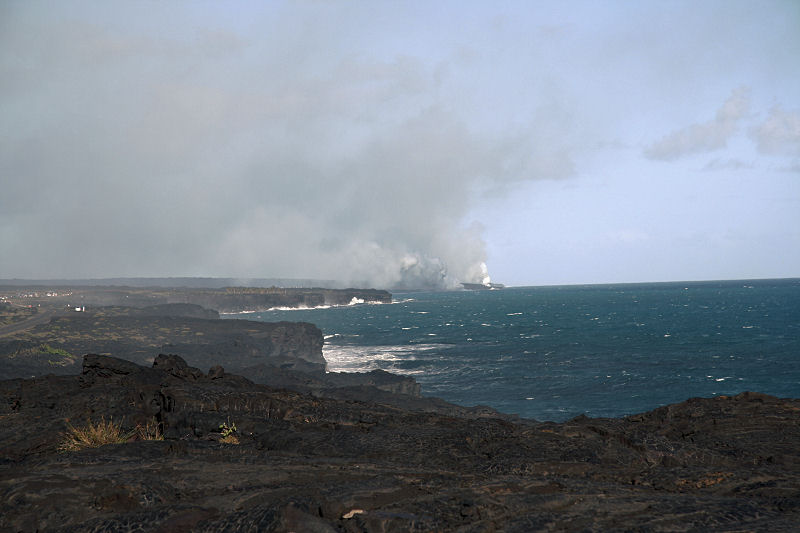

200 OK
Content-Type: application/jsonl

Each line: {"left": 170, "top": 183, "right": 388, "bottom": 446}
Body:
{"left": 0, "top": 3, "right": 581, "bottom": 289}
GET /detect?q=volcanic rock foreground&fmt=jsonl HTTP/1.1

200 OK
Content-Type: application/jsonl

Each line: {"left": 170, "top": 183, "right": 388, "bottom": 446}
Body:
{"left": 1, "top": 355, "right": 799, "bottom": 531}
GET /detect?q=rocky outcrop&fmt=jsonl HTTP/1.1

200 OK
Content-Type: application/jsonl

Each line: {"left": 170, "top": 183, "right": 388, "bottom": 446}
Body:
{"left": 1, "top": 354, "right": 799, "bottom": 532}
{"left": 241, "top": 365, "right": 421, "bottom": 397}
{"left": 321, "top": 368, "right": 422, "bottom": 396}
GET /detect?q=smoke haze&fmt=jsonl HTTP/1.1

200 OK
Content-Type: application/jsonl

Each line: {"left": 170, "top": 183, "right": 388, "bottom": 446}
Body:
{"left": 0, "top": 2, "right": 574, "bottom": 289}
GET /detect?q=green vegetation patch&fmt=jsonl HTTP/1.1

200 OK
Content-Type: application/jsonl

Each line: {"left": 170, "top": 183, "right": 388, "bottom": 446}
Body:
{"left": 12, "top": 343, "right": 76, "bottom": 366}
{"left": 39, "top": 343, "right": 72, "bottom": 357}
{"left": 219, "top": 418, "right": 239, "bottom": 444}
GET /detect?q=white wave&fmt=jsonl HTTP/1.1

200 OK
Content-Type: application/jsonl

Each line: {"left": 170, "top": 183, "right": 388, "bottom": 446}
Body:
{"left": 221, "top": 305, "right": 333, "bottom": 314}
{"left": 323, "top": 343, "right": 449, "bottom": 373}
{"left": 268, "top": 304, "right": 332, "bottom": 311}
{"left": 225, "top": 298, "right": 391, "bottom": 314}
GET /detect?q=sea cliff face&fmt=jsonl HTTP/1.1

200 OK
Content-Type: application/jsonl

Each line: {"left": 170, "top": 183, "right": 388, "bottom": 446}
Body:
{"left": 0, "top": 312, "right": 326, "bottom": 379}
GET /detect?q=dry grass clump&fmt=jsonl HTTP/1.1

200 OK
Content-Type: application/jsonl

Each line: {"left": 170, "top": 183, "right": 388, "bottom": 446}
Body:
{"left": 220, "top": 433, "right": 240, "bottom": 444}
{"left": 59, "top": 417, "right": 135, "bottom": 452}
{"left": 134, "top": 418, "right": 164, "bottom": 441}
{"left": 59, "top": 417, "right": 163, "bottom": 451}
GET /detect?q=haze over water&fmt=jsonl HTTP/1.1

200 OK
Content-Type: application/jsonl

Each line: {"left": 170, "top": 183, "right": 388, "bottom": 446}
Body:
{"left": 236, "top": 279, "right": 800, "bottom": 421}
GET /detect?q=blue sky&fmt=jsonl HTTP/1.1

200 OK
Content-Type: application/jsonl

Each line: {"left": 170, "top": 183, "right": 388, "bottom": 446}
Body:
{"left": 1, "top": 1, "right": 798, "bottom": 287}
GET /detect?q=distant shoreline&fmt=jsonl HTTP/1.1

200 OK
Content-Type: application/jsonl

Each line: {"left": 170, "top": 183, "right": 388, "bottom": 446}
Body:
{"left": 2, "top": 276, "right": 798, "bottom": 292}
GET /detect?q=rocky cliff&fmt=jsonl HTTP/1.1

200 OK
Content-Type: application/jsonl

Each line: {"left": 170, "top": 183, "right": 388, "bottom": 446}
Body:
{"left": 0, "top": 312, "right": 327, "bottom": 379}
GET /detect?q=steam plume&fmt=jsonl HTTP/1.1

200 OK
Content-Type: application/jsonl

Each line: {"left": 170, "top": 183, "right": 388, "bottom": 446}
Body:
{"left": 0, "top": 7, "right": 572, "bottom": 289}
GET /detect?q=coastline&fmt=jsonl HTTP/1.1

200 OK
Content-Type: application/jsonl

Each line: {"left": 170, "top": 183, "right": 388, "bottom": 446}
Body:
{"left": 1, "top": 281, "right": 798, "bottom": 530}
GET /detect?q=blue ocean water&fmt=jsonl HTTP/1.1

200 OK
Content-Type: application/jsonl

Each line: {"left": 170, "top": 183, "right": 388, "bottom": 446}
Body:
{"left": 234, "top": 279, "right": 800, "bottom": 421}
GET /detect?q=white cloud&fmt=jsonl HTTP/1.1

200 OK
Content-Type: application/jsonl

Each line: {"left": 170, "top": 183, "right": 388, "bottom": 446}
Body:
{"left": 750, "top": 108, "right": 800, "bottom": 157}
{"left": 701, "top": 158, "right": 753, "bottom": 172}
{"left": 644, "top": 87, "right": 750, "bottom": 160}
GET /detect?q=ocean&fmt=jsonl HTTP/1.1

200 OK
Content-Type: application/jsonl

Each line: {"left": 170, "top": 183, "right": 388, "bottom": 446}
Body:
{"left": 233, "top": 279, "right": 800, "bottom": 422}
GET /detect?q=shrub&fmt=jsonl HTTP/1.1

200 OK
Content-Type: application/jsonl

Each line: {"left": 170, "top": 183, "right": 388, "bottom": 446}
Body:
{"left": 219, "top": 418, "right": 239, "bottom": 444}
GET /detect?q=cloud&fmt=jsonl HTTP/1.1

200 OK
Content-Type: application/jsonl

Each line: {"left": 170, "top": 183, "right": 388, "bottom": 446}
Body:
{"left": 701, "top": 158, "right": 753, "bottom": 172}
{"left": 644, "top": 87, "right": 750, "bottom": 160}
{"left": 778, "top": 161, "right": 800, "bottom": 174}
{"left": 606, "top": 229, "right": 649, "bottom": 245}
{"left": 750, "top": 108, "right": 800, "bottom": 157}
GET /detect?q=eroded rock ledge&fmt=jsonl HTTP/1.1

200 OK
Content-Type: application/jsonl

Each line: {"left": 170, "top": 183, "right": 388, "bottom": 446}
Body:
{"left": 1, "top": 354, "right": 799, "bottom": 532}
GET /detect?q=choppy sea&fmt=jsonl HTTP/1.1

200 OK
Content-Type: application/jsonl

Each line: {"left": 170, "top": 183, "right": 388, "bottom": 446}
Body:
{"left": 232, "top": 279, "right": 800, "bottom": 422}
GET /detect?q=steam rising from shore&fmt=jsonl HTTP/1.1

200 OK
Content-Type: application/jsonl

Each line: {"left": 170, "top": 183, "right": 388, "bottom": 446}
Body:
{"left": 0, "top": 4, "right": 576, "bottom": 289}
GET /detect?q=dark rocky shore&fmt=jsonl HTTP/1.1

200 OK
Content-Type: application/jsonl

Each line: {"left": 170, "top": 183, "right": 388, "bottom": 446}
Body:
{"left": 2, "top": 352, "right": 799, "bottom": 532}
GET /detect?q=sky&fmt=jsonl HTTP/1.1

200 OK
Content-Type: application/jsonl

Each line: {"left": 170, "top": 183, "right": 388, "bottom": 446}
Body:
{"left": 1, "top": 0, "right": 798, "bottom": 288}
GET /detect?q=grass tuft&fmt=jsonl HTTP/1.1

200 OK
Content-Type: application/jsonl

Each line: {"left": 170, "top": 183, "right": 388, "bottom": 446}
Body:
{"left": 59, "top": 417, "right": 136, "bottom": 452}
{"left": 134, "top": 418, "right": 164, "bottom": 441}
